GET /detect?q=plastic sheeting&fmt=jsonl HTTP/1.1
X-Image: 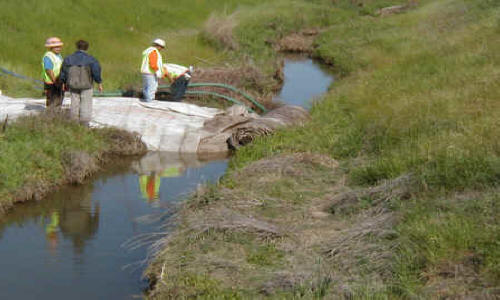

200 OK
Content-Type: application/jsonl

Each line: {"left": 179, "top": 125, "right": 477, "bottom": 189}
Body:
{"left": 0, "top": 95, "right": 309, "bottom": 154}
{"left": 0, "top": 95, "right": 221, "bottom": 152}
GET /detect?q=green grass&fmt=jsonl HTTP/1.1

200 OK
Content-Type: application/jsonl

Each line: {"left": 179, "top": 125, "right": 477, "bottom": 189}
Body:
{"left": 393, "top": 190, "right": 500, "bottom": 297}
{"left": 234, "top": 0, "right": 500, "bottom": 191}
{"left": 0, "top": 114, "right": 102, "bottom": 197}
{"left": 226, "top": 0, "right": 500, "bottom": 296}
{"left": 148, "top": 0, "right": 500, "bottom": 298}
{"left": 0, "top": 0, "right": 269, "bottom": 96}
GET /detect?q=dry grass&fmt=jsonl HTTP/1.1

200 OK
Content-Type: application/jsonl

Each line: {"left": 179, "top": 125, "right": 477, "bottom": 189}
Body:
{"left": 96, "top": 127, "right": 147, "bottom": 156}
{"left": 329, "top": 174, "right": 414, "bottom": 215}
{"left": 62, "top": 151, "right": 99, "bottom": 185}
{"left": 375, "top": 0, "right": 418, "bottom": 17}
{"left": 421, "top": 254, "right": 500, "bottom": 299}
{"left": 189, "top": 63, "right": 282, "bottom": 110}
{"left": 203, "top": 12, "right": 240, "bottom": 51}
{"left": 145, "top": 152, "right": 407, "bottom": 297}
{"left": 273, "top": 28, "right": 320, "bottom": 54}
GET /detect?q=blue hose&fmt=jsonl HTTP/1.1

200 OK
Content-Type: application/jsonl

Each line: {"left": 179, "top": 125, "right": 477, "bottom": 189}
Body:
{"left": 0, "top": 67, "right": 44, "bottom": 90}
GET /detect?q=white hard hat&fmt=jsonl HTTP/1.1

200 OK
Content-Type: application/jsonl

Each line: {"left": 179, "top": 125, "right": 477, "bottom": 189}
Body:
{"left": 152, "top": 38, "right": 166, "bottom": 48}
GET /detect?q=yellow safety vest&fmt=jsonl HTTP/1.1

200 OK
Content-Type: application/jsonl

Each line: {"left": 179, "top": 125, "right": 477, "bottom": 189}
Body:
{"left": 41, "top": 51, "right": 63, "bottom": 84}
{"left": 141, "top": 47, "right": 163, "bottom": 75}
{"left": 162, "top": 64, "right": 190, "bottom": 81}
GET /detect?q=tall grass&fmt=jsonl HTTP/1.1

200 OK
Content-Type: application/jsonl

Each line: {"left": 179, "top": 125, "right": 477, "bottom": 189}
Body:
{"left": 0, "top": 0, "right": 268, "bottom": 96}
{"left": 234, "top": 0, "right": 500, "bottom": 191}
{"left": 227, "top": 0, "right": 500, "bottom": 295}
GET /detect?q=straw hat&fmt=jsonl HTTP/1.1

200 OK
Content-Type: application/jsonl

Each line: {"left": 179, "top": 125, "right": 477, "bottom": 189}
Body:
{"left": 44, "top": 37, "right": 64, "bottom": 48}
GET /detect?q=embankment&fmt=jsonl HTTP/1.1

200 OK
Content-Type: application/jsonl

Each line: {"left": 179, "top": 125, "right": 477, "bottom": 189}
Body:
{"left": 145, "top": 0, "right": 499, "bottom": 298}
{"left": 0, "top": 111, "right": 146, "bottom": 216}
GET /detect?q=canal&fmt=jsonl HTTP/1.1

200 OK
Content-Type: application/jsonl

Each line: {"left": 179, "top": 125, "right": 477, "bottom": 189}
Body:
{"left": 0, "top": 57, "right": 333, "bottom": 299}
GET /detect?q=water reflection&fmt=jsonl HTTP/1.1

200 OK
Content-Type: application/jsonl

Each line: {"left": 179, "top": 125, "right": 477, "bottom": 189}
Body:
{"left": 45, "top": 211, "right": 60, "bottom": 255}
{"left": 0, "top": 181, "right": 101, "bottom": 257}
{"left": 133, "top": 152, "right": 227, "bottom": 203}
{"left": 0, "top": 152, "right": 228, "bottom": 299}
{"left": 58, "top": 184, "right": 100, "bottom": 255}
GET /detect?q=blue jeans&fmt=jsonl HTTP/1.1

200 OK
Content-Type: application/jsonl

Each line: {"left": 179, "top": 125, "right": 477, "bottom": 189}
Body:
{"left": 170, "top": 75, "right": 189, "bottom": 102}
{"left": 142, "top": 74, "right": 158, "bottom": 102}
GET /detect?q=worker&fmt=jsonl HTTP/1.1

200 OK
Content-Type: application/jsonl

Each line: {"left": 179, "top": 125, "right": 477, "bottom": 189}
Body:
{"left": 140, "top": 38, "right": 166, "bottom": 102}
{"left": 60, "top": 40, "right": 103, "bottom": 126}
{"left": 42, "top": 37, "right": 64, "bottom": 108}
{"left": 163, "top": 64, "right": 193, "bottom": 102}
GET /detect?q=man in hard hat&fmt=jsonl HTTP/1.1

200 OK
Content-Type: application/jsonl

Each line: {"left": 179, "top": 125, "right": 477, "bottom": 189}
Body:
{"left": 60, "top": 40, "right": 103, "bottom": 126}
{"left": 140, "top": 39, "right": 166, "bottom": 102}
{"left": 42, "top": 37, "right": 64, "bottom": 108}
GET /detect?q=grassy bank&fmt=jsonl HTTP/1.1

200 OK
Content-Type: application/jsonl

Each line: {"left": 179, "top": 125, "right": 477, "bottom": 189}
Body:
{"left": 0, "top": 112, "right": 146, "bottom": 215}
{"left": 0, "top": 0, "right": 270, "bottom": 97}
{"left": 147, "top": 0, "right": 500, "bottom": 298}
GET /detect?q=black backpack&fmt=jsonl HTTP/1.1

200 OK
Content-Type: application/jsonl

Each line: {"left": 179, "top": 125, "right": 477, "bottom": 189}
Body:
{"left": 67, "top": 65, "right": 92, "bottom": 90}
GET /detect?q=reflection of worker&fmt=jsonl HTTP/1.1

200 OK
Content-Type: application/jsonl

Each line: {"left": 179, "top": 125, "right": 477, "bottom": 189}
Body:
{"left": 58, "top": 184, "right": 100, "bottom": 255}
{"left": 139, "top": 173, "right": 161, "bottom": 203}
{"left": 138, "top": 167, "right": 185, "bottom": 202}
{"left": 45, "top": 211, "right": 60, "bottom": 255}
{"left": 42, "top": 37, "right": 64, "bottom": 108}
{"left": 141, "top": 38, "right": 166, "bottom": 102}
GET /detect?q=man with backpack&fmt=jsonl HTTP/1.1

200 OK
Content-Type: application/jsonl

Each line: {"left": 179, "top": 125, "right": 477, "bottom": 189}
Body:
{"left": 60, "top": 40, "right": 103, "bottom": 126}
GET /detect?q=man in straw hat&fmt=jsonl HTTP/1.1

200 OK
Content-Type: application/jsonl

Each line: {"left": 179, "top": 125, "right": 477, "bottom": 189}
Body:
{"left": 42, "top": 37, "right": 64, "bottom": 108}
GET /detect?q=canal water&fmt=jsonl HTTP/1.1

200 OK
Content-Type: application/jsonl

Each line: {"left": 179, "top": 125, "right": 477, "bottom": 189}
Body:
{"left": 274, "top": 54, "right": 334, "bottom": 108}
{"left": 0, "top": 58, "right": 333, "bottom": 299}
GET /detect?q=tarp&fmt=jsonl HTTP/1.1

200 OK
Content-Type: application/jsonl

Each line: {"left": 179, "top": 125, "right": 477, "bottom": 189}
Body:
{"left": 0, "top": 95, "right": 221, "bottom": 152}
